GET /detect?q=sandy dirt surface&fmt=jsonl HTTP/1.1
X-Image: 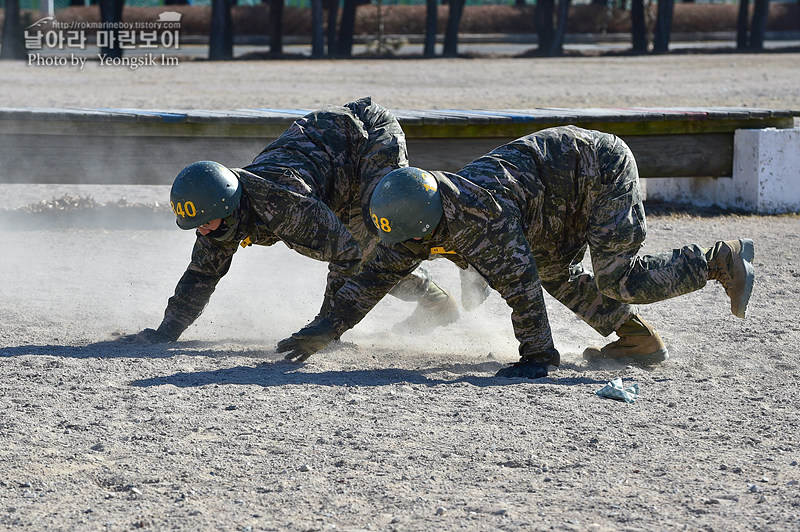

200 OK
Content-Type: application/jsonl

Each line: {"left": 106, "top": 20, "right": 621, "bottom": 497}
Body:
{"left": 2, "top": 52, "right": 800, "bottom": 112}
{"left": 1, "top": 54, "right": 800, "bottom": 531}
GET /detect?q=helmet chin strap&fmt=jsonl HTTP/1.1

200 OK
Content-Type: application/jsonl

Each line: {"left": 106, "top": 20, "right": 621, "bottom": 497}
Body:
{"left": 208, "top": 214, "right": 238, "bottom": 241}
{"left": 421, "top": 227, "right": 437, "bottom": 242}
{"left": 402, "top": 219, "right": 440, "bottom": 248}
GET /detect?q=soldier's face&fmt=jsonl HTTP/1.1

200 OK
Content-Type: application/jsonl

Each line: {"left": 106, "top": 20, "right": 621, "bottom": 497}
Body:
{"left": 197, "top": 218, "right": 222, "bottom": 236}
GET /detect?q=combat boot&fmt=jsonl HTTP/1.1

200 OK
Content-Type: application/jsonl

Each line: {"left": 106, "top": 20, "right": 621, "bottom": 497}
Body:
{"left": 583, "top": 315, "right": 668, "bottom": 366}
{"left": 393, "top": 282, "right": 460, "bottom": 335}
{"left": 706, "top": 239, "right": 754, "bottom": 319}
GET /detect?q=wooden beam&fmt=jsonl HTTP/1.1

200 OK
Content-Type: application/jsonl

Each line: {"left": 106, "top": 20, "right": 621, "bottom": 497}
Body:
{"left": 624, "top": 133, "right": 733, "bottom": 178}
{"left": 0, "top": 107, "right": 795, "bottom": 184}
{"left": 0, "top": 132, "right": 735, "bottom": 184}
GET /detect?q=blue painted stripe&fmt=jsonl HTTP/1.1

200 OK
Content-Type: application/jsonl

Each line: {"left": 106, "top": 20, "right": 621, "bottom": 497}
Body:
{"left": 98, "top": 108, "right": 187, "bottom": 123}
{"left": 436, "top": 109, "right": 539, "bottom": 123}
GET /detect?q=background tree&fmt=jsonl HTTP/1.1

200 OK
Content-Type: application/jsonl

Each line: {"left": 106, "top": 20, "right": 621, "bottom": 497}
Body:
{"left": 550, "top": 0, "right": 571, "bottom": 56}
{"left": 209, "top": 0, "right": 233, "bottom": 60}
{"left": 335, "top": 0, "right": 362, "bottom": 57}
{"left": 424, "top": 0, "right": 437, "bottom": 57}
{"left": 535, "top": 0, "right": 570, "bottom": 57}
{"left": 1, "top": 0, "right": 26, "bottom": 60}
{"left": 310, "top": 0, "right": 324, "bottom": 57}
{"left": 324, "top": 0, "right": 339, "bottom": 56}
{"left": 442, "top": 0, "right": 465, "bottom": 57}
{"left": 627, "top": 0, "right": 677, "bottom": 54}
{"left": 554, "top": 0, "right": 572, "bottom": 54}
{"left": 630, "top": 0, "right": 648, "bottom": 53}
{"left": 736, "top": 0, "right": 770, "bottom": 50}
{"left": 737, "top": 0, "right": 749, "bottom": 48}
{"left": 653, "top": 0, "right": 675, "bottom": 53}
{"left": 535, "top": 0, "right": 555, "bottom": 54}
{"left": 270, "top": 0, "right": 284, "bottom": 54}
{"left": 99, "top": 0, "right": 125, "bottom": 59}
{"left": 749, "top": 0, "right": 770, "bottom": 49}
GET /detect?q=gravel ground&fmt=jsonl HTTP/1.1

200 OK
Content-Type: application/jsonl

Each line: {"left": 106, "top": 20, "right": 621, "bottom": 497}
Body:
{"left": 1, "top": 53, "right": 799, "bottom": 531}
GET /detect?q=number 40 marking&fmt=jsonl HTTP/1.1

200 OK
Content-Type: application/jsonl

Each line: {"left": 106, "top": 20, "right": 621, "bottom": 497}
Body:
{"left": 171, "top": 200, "right": 197, "bottom": 218}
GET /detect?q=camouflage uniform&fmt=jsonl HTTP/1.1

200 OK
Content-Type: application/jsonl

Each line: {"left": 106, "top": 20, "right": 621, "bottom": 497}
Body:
{"left": 154, "top": 97, "right": 437, "bottom": 341}
{"left": 327, "top": 126, "right": 709, "bottom": 364}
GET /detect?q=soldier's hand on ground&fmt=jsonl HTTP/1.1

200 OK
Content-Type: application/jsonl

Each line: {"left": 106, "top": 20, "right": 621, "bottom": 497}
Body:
{"left": 277, "top": 318, "right": 339, "bottom": 363}
{"left": 118, "top": 328, "right": 170, "bottom": 344}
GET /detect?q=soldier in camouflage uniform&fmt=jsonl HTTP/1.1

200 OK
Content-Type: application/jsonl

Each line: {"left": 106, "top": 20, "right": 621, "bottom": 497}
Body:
{"left": 123, "top": 97, "right": 460, "bottom": 344}
{"left": 276, "top": 126, "right": 755, "bottom": 379}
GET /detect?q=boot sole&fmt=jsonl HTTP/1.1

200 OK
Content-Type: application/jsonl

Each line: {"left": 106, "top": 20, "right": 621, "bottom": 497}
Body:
{"left": 734, "top": 238, "right": 755, "bottom": 319}
{"left": 628, "top": 346, "right": 669, "bottom": 366}
{"left": 584, "top": 346, "right": 669, "bottom": 367}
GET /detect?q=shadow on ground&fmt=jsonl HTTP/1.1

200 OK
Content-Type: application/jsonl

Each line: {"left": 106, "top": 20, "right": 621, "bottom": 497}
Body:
{"left": 127, "top": 359, "right": 604, "bottom": 389}
{"left": 0, "top": 339, "right": 265, "bottom": 360}
{"left": 0, "top": 340, "right": 605, "bottom": 388}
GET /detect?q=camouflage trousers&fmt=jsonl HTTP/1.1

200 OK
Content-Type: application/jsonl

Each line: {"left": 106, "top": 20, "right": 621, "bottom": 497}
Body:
{"left": 534, "top": 140, "right": 709, "bottom": 337}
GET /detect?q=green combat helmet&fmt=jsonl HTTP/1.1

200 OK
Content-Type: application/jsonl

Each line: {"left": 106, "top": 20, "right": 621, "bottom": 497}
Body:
{"left": 369, "top": 167, "right": 444, "bottom": 244}
{"left": 170, "top": 161, "right": 242, "bottom": 229}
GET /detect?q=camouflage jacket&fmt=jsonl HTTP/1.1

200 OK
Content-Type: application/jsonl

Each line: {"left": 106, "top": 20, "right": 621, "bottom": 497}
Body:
{"left": 328, "top": 126, "right": 632, "bottom": 362}
{"left": 156, "top": 97, "right": 408, "bottom": 340}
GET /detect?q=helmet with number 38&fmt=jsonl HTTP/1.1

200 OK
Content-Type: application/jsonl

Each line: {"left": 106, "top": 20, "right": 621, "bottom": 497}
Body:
{"left": 369, "top": 167, "right": 444, "bottom": 244}
{"left": 170, "top": 161, "right": 243, "bottom": 229}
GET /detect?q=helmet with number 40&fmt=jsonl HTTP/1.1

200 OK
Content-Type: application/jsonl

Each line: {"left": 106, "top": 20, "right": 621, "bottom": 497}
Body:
{"left": 369, "top": 167, "right": 444, "bottom": 244}
{"left": 170, "top": 161, "right": 242, "bottom": 229}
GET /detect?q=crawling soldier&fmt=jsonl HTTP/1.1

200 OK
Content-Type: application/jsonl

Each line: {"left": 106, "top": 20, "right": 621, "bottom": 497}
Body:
{"left": 123, "top": 98, "right": 463, "bottom": 344}
{"left": 275, "top": 126, "right": 755, "bottom": 379}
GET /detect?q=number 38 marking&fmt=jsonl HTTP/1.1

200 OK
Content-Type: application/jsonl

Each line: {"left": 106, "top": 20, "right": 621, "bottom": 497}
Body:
{"left": 371, "top": 213, "right": 392, "bottom": 233}
{"left": 171, "top": 200, "right": 197, "bottom": 218}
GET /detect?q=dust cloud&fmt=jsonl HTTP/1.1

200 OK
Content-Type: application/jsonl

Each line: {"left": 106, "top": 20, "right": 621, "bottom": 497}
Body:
{"left": 0, "top": 194, "right": 525, "bottom": 359}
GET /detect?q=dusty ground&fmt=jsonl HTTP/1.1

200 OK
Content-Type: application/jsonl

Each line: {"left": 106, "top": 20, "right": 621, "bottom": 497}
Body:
{"left": 2, "top": 52, "right": 800, "bottom": 111}
{"left": 1, "top": 54, "right": 800, "bottom": 531}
